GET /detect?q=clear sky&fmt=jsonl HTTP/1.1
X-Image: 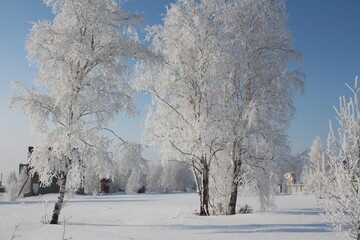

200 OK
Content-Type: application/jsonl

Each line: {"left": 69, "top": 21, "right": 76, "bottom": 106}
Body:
{"left": 0, "top": 0, "right": 359, "bottom": 181}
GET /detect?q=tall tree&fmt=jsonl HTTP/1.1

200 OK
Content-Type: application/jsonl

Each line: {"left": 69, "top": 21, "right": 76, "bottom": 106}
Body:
{"left": 135, "top": 0, "right": 226, "bottom": 215}
{"left": 220, "top": 0, "right": 304, "bottom": 214}
{"left": 136, "top": 0, "right": 303, "bottom": 215}
{"left": 307, "top": 136, "right": 326, "bottom": 197}
{"left": 309, "top": 137, "right": 325, "bottom": 172}
{"left": 116, "top": 143, "right": 148, "bottom": 194}
{"left": 320, "top": 78, "right": 360, "bottom": 240}
{"left": 8, "top": 0, "right": 149, "bottom": 224}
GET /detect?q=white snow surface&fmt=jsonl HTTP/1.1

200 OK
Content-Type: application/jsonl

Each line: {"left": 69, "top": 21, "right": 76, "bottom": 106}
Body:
{"left": 0, "top": 193, "right": 339, "bottom": 240}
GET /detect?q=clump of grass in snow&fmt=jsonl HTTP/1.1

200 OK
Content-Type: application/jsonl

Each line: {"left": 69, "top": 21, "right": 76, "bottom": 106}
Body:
{"left": 40, "top": 201, "right": 50, "bottom": 224}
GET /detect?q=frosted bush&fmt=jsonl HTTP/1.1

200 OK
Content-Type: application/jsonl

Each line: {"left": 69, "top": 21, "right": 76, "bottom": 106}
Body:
{"left": 40, "top": 201, "right": 50, "bottom": 224}
{"left": 319, "top": 78, "right": 360, "bottom": 239}
{"left": 6, "top": 171, "right": 20, "bottom": 202}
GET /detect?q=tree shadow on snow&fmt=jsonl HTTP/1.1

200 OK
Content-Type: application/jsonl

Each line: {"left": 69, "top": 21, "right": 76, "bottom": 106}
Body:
{"left": 185, "top": 223, "right": 332, "bottom": 234}
{"left": 68, "top": 199, "right": 157, "bottom": 204}
{"left": 267, "top": 208, "right": 326, "bottom": 216}
{"left": 0, "top": 197, "right": 157, "bottom": 206}
{"left": 0, "top": 201, "right": 48, "bottom": 205}
{"left": 65, "top": 222, "right": 332, "bottom": 234}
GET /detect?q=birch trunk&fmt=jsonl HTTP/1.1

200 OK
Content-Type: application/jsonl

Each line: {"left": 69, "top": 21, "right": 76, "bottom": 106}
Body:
{"left": 228, "top": 181, "right": 238, "bottom": 215}
{"left": 50, "top": 173, "right": 67, "bottom": 224}
{"left": 199, "top": 164, "right": 210, "bottom": 216}
{"left": 228, "top": 140, "right": 242, "bottom": 215}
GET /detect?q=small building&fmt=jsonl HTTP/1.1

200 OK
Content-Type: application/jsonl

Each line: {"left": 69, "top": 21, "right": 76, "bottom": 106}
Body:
{"left": 19, "top": 146, "right": 113, "bottom": 196}
{"left": 18, "top": 147, "right": 62, "bottom": 196}
{"left": 100, "top": 178, "right": 111, "bottom": 193}
{"left": 281, "top": 172, "right": 305, "bottom": 194}
{"left": 18, "top": 163, "right": 60, "bottom": 196}
{"left": 18, "top": 147, "right": 61, "bottom": 196}
{"left": 0, "top": 173, "right": 5, "bottom": 193}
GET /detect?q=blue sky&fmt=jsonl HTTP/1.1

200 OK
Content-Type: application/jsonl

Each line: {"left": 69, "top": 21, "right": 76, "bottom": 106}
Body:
{"left": 0, "top": 0, "right": 359, "bottom": 179}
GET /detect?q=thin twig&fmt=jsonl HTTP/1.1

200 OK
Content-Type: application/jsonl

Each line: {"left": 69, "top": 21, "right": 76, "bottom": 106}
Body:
{"left": 102, "top": 127, "right": 127, "bottom": 144}
{"left": 10, "top": 223, "right": 19, "bottom": 240}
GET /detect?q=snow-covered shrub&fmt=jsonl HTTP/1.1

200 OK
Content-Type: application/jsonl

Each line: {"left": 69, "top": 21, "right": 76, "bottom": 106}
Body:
{"left": 163, "top": 161, "right": 195, "bottom": 193}
{"left": 304, "top": 137, "right": 328, "bottom": 197}
{"left": 319, "top": 78, "right": 360, "bottom": 240}
{"left": 240, "top": 168, "right": 277, "bottom": 212}
{"left": 125, "top": 172, "right": 143, "bottom": 194}
{"left": 6, "top": 171, "right": 20, "bottom": 201}
{"left": 40, "top": 201, "right": 50, "bottom": 224}
{"left": 114, "top": 143, "right": 148, "bottom": 194}
{"left": 83, "top": 161, "right": 101, "bottom": 195}
{"left": 238, "top": 204, "right": 253, "bottom": 214}
{"left": 146, "top": 161, "right": 164, "bottom": 193}
{"left": 146, "top": 160, "right": 195, "bottom": 194}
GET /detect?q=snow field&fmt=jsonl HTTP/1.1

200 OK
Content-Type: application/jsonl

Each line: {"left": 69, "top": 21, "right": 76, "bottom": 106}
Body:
{"left": 0, "top": 193, "right": 339, "bottom": 240}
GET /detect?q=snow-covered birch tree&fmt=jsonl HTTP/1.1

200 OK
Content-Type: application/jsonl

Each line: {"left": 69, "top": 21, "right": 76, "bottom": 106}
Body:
{"left": 146, "top": 161, "right": 164, "bottom": 193}
{"left": 135, "top": 0, "right": 226, "bottom": 216}
{"left": 135, "top": 0, "right": 303, "bottom": 215}
{"left": 307, "top": 136, "right": 327, "bottom": 197}
{"left": 309, "top": 137, "right": 326, "bottom": 173}
{"left": 320, "top": 77, "right": 360, "bottom": 240}
{"left": 115, "top": 143, "right": 148, "bottom": 194}
{"left": 8, "top": 0, "right": 149, "bottom": 224}
{"left": 218, "top": 0, "right": 304, "bottom": 214}
{"left": 146, "top": 160, "right": 195, "bottom": 193}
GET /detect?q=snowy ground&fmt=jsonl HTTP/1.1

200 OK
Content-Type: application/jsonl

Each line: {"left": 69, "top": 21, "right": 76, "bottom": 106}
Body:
{"left": 0, "top": 192, "right": 340, "bottom": 240}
